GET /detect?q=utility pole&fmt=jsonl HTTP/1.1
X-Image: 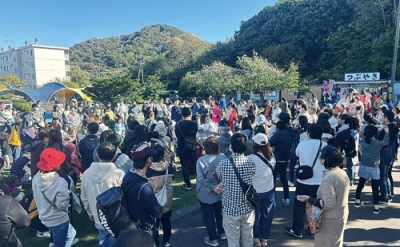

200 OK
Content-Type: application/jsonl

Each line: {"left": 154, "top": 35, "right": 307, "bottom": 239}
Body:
{"left": 390, "top": 0, "right": 400, "bottom": 101}
{"left": 138, "top": 60, "right": 144, "bottom": 83}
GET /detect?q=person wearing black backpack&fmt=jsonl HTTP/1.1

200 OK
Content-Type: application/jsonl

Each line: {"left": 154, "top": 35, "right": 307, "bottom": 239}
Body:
{"left": 81, "top": 142, "right": 125, "bottom": 247}
{"left": 123, "top": 143, "right": 162, "bottom": 234}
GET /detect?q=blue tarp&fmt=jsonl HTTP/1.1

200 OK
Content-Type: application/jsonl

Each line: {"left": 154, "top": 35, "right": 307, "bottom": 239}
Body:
{"left": 22, "top": 82, "right": 67, "bottom": 103}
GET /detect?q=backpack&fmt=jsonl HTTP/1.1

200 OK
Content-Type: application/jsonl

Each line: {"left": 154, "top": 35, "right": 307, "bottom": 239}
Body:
{"left": 96, "top": 182, "right": 142, "bottom": 238}
{"left": 343, "top": 129, "right": 356, "bottom": 158}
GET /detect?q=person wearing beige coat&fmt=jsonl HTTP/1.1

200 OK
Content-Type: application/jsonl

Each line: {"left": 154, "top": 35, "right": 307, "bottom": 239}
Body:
{"left": 297, "top": 145, "right": 350, "bottom": 247}
{"left": 146, "top": 145, "right": 174, "bottom": 247}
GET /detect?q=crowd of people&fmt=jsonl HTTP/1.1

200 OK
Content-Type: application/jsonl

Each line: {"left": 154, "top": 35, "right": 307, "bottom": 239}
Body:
{"left": 0, "top": 88, "right": 398, "bottom": 247}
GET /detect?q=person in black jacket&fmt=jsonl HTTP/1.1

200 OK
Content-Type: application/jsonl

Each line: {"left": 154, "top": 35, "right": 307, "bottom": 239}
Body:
{"left": 377, "top": 110, "right": 399, "bottom": 203}
{"left": 0, "top": 195, "right": 31, "bottom": 247}
{"left": 123, "top": 143, "right": 162, "bottom": 233}
{"left": 79, "top": 122, "right": 100, "bottom": 172}
{"left": 175, "top": 107, "right": 198, "bottom": 189}
{"left": 269, "top": 112, "right": 295, "bottom": 206}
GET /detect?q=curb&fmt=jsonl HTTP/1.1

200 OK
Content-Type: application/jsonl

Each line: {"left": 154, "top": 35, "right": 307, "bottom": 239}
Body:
{"left": 171, "top": 202, "right": 200, "bottom": 223}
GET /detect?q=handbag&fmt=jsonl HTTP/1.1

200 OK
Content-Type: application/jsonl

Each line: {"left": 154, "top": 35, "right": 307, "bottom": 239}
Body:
{"left": 155, "top": 169, "right": 169, "bottom": 207}
{"left": 176, "top": 122, "right": 198, "bottom": 151}
{"left": 296, "top": 141, "right": 322, "bottom": 180}
{"left": 230, "top": 158, "right": 259, "bottom": 209}
{"left": 306, "top": 201, "right": 323, "bottom": 234}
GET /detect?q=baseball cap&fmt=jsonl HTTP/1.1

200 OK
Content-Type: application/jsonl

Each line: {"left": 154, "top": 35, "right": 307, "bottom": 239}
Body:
{"left": 278, "top": 112, "right": 291, "bottom": 124}
{"left": 130, "top": 143, "right": 157, "bottom": 160}
{"left": 252, "top": 133, "right": 269, "bottom": 146}
{"left": 37, "top": 148, "right": 66, "bottom": 171}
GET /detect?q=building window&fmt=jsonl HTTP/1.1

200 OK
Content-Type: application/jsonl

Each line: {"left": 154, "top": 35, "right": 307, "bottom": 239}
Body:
{"left": 30, "top": 50, "right": 33, "bottom": 56}
{"left": 32, "top": 74, "right": 35, "bottom": 80}
{"left": 31, "top": 62, "right": 34, "bottom": 68}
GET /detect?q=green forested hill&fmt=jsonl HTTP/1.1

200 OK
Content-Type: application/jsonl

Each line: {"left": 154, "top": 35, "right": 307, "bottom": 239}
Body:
{"left": 69, "top": 24, "right": 211, "bottom": 88}
{"left": 225, "top": 0, "right": 400, "bottom": 81}
{"left": 70, "top": 0, "right": 400, "bottom": 90}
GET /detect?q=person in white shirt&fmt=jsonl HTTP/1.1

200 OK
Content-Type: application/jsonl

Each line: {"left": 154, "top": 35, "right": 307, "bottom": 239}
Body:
{"left": 286, "top": 124, "right": 326, "bottom": 238}
{"left": 81, "top": 142, "right": 125, "bottom": 246}
{"left": 238, "top": 100, "right": 247, "bottom": 124}
{"left": 248, "top": 133, "right": 276, "bottom": 247}
{"left": 299, "top": 103, "right": 313, "bottom": 124}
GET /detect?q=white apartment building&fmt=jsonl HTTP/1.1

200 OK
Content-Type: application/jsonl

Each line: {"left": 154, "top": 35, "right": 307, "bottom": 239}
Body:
{"left": 0, "top": 44, "right": 70, "bottom": 89}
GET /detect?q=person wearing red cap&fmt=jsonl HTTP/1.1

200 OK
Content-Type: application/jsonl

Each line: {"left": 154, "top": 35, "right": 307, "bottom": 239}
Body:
{"left": 32, "top": 148, "right": 70, "bottom": 247}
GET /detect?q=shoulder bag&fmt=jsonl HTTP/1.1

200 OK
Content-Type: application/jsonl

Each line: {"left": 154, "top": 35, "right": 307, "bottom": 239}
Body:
{"left": 254, "top": 153, "right": 274, "bottom": 171}
{"left": 296, "top": 141, "right": 322, "bottom": 180}
{"left": 155, "top": 169, "right": 169, "bottom": 207}
{"left": 229, "top": 158, "right": 259, "bottom": 209}
{"left": 176, "top": 122, "right": 197, "bottom": 151}
{"left": 203, "top": 158, "right": 221, "bottom": 184}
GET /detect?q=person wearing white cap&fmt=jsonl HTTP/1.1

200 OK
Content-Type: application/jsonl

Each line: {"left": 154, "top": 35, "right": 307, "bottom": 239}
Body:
{"left": 155, "top": 120, "right": 174, "bottom": 164}
{"left": 248, "top": 133, "right": 275, "bottom": 247}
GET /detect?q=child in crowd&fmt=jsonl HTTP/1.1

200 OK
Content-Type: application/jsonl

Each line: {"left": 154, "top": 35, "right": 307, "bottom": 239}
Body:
{"left": 32, "top": 148, "right": 71, "bottom": 246}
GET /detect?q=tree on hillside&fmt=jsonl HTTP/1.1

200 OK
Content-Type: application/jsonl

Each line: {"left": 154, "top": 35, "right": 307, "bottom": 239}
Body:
{"left": 142, "top": 73, "right": 167, "bottom": 101}
{"left": 178, "top": 61, "right": 242, "bottom": 99}
{"left": 237, "top": 53, "right": 300, "bottom": 105}
{"left": 70, "top": 65, "right": 90, "bottom": 87}
{"left": 83, "top": 74, "right": 142, "bottom": 104}
{"left": 0, "top": 74, "right": 24, "bottom": 88}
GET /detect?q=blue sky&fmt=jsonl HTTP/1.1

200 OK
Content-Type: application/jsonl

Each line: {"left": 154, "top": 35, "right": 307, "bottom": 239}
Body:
{"left": 2, "top": 0, "right": 276, "bottom": 49}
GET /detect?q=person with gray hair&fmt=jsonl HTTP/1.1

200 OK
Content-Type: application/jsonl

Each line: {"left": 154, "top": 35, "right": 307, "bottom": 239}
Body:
{"left": 196, "top": 136, "right": 226, "bottom": 246}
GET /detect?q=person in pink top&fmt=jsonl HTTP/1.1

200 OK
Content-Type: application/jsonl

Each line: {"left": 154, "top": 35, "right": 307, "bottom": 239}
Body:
{"left": 212, "top": 102, "right": 221, "bottom": 123}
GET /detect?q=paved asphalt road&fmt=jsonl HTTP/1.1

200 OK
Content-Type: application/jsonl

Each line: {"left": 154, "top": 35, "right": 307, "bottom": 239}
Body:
{"left": 160, "top": 162, "right": 400, "bottom": 247}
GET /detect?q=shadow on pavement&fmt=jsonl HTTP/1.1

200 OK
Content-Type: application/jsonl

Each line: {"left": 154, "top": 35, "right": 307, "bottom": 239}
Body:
{"left": 344, "top": 227, "right": 400, "bottom": 244}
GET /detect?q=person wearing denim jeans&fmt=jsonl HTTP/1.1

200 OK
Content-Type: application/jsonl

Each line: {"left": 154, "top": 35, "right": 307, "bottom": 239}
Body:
{"left": 95, "top": 223, "right": 116, "bottom": 247}
{"left": 346, "top": 157, "right": 355, "bottom": 185}
{"left": 48, "top": 221, "right": 69, "bottom": 247}
{"left": 253, "top": 190, "right": 275, "bottom": 246}
{"left": 247, "top": 132, "right": 275, "bottom": 245}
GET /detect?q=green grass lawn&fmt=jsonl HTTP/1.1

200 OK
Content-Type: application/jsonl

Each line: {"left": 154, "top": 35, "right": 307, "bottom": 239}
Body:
{"left": 12, "top": 162, "right": 197, "bottom": 247}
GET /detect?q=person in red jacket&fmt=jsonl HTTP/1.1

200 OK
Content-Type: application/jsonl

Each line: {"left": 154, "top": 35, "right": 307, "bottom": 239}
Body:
{"left": 228, "top": 104, "right": 238, "bottom": 131}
